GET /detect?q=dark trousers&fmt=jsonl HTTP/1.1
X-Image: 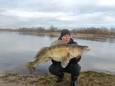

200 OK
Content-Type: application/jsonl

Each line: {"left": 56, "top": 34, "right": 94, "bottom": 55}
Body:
{"left": 49, "top": 61, "right": 81, "bottom": 81}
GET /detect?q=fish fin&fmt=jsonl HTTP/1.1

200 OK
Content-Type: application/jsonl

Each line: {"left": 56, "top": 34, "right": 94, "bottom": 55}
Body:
{"left": 50, "top": 40, "right": 65, "bottom": 46}
{"left": 61, "top": 52, "right": 71, "bottom": 68}
{"left": 61, "top": 61, "right": 69, "bottom": 68}
{"left": 61, "top": 58, "right": 70, "bottom": 68}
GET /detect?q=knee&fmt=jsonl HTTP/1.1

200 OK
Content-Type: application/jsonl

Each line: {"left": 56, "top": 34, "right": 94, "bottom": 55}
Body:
{"left": 49, "top": 64, "right": 63, "bottom": 76}
{"left": 71, "top": 64, "right": 81, "bottom": 76}
{"left": 49, "top": 64, "right": 55, "bottom": 74}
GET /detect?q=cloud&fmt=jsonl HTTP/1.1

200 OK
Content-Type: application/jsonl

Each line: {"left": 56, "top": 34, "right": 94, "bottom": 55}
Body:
{"left": 98, "top": 0, "right": 115, "bottom": 6}
{"left": 0, "top": 0, "right": 115, "bottom": 28}
{"left": 0, "top": 9, "right": 72, "bottom": 20}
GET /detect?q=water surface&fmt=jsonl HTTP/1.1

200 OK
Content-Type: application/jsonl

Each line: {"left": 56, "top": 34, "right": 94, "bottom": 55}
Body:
{"left": 0, "top": 32, "right": 115, "bottom": 74}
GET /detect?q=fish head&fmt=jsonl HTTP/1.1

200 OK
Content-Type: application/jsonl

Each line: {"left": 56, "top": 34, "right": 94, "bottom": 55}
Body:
{"left": 69, "top": 45, "right": 90, "bottom": 57}
{"left": 80, "top": 45, "right": 90, "bottom": 51}
{"left": 77, "top": 45, "right": 90, "bottom": 56}
{"left": 75, "top": 45, "right": 90, "bottom": 53}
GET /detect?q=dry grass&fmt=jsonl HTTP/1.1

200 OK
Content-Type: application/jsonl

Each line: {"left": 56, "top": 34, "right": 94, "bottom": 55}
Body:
{"left": 0, "top": 71, "right": 115, "bottom": 86}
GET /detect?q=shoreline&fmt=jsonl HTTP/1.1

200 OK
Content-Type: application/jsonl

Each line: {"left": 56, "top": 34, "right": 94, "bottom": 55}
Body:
{"left": 1, "top": 30, "right": 115, "bottom": 42}
{"left": 0, "top": 71, "right": 115, "bottom": 86}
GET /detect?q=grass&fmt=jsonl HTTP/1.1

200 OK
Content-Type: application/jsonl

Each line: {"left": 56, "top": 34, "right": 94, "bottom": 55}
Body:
{"left": 0, "top": 71, "right": 115, "bottom": 86}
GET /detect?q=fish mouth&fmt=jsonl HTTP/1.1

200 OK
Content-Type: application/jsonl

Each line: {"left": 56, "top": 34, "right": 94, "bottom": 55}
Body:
{"left": 86, "top": 47, "right": 90, "bottom": 51}
{"left": 83, "top": 46, "right": 90, "bottom": 51}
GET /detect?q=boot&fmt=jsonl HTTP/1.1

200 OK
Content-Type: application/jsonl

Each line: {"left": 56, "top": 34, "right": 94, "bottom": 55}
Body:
{"left": 70, "top": 75, "right": 78, "bottom": 86}
{"left": 70, "top": 80, "right": 77, "bottom": 86}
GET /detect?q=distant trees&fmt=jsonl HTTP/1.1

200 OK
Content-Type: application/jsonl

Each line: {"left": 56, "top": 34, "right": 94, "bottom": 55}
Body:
{"left": 74, "top": 27, "right": 115, "bottom": 35}
{"left": 47, "top": 26, "right": 60, "bottom": 32}
{"left": 0, "top": 26, "right": 115, "bottom": 35}
{"left": 17, "top": 27, "right": 46, "bottom": 32}
{"left": 16, "top": 26, "right": 60, "bottom": 32}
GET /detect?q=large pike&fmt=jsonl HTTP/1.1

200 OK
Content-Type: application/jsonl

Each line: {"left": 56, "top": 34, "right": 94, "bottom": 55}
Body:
{"left": 26, "top": 43, "right": 89, "bottom": 73}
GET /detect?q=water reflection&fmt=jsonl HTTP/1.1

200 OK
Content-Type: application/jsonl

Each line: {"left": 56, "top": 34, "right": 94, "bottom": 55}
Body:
{"left": 0, "top": 32, "right": 115, "bottom": 74}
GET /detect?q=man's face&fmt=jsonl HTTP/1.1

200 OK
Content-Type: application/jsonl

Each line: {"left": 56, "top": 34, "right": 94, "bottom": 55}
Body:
{"left": 62, "top": 34, "right": 71, "bottom": 44}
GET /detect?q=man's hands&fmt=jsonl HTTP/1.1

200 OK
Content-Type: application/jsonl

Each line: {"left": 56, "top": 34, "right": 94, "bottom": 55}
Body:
{"left": 75, "top": 56, "right": 81, "bottom": 62}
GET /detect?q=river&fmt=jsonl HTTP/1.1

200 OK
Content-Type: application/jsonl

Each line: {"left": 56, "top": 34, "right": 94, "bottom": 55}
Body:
{"left": 0, "top": 32, "right": 115, "bottom": 74}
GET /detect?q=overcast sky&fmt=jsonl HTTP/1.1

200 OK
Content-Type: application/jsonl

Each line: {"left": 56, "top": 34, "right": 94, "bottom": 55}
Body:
{"left": 0, "top": 0, "right": 115, "bottom": 28}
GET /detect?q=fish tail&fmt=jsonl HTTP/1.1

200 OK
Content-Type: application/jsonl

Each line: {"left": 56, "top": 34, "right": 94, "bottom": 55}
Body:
{"left": 26, "top": 59, "right": 38, "bottom": 73}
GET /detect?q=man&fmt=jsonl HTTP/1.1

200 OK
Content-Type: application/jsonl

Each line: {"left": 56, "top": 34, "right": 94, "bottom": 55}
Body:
{"left": 49, "top": 29, "right": 81, "bottom": 86}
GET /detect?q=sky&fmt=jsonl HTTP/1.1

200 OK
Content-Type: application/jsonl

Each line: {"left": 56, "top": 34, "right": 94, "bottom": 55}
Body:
{"left": 0, "top": 0, "right": 115, "bottom": 28}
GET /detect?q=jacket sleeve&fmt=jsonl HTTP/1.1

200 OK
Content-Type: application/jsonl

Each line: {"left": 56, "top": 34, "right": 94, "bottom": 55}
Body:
{"left": 51, "top": 59, "right": 61, "bottom": 65}
{"left": 69, "top": 56, "right": 81, "bottom": 64}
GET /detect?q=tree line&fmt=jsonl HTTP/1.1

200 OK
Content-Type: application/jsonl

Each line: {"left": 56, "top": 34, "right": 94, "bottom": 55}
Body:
{"left": 0, "top": 26, "right": 115, "bottom": 35}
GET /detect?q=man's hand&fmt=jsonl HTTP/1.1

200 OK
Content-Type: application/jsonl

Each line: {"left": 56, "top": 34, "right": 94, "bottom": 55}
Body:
{"left": 75, "top": 56, "right": 81, "bottom": 62}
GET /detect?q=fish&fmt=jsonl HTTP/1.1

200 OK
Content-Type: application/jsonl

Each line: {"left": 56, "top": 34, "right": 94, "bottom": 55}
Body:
{"left": 26, "top": 44, "right": 89, "bottom": 73}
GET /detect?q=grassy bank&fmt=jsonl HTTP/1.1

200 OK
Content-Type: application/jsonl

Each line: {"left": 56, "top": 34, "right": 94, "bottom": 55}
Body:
{"left": 0, "top": 71, "right": 115, "bottom": 86}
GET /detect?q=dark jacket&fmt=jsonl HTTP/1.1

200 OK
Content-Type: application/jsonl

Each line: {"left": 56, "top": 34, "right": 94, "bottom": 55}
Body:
{"left": 51, "top": 38, "right": 81, "bottom": 66}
